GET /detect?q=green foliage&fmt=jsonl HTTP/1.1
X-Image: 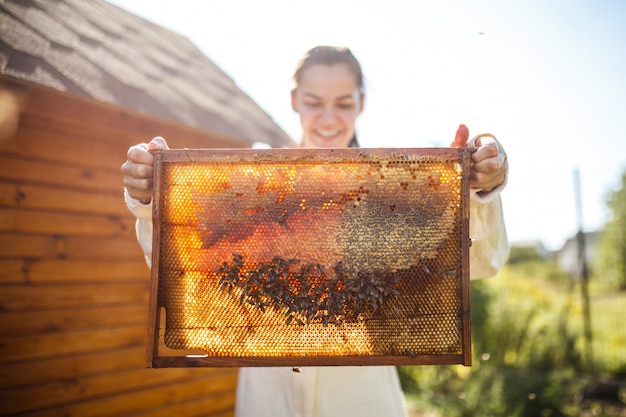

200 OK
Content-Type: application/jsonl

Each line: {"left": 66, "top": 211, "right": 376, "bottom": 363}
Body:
{"left": 398, "top": 261, "right": 593, "bottom": 417}
{"left": 507, "top": 245, "right": 546, "bottom": 265}
{"left": 596, "top": 169, "right": 626, "bottom": 289}
{"left": 588, "top": 280, "right": 626, "bottom": 376}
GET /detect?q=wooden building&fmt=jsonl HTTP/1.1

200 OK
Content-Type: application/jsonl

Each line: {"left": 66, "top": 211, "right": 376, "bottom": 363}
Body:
{"left": 0, "top": 0, "right": 293, "bottom": 415}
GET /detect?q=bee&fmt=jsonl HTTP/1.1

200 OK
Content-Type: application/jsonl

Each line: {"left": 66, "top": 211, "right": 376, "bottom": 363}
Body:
{"left": 440, "top": 269, "right": 457, "bottom": 279}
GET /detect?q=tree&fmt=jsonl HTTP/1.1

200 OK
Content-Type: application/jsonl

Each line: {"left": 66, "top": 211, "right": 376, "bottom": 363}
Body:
{"left": 597, "top": 169, "right": 626, "bottom": 289}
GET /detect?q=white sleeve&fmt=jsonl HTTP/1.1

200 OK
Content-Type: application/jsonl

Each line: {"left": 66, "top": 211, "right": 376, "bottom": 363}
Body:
{"left": 468, "top": 195, "right": 509, "bottom": 279}
{"left": 124, "top": 188, "right": 153, "bottom": 268}
{"left": 465, "top": 134, "right": 510, "bottom": 277}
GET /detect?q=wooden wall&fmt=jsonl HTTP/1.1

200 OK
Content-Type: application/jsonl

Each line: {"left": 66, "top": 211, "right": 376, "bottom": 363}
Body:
{"left": 0, "top": 79, "right": 245, "bottom": 416}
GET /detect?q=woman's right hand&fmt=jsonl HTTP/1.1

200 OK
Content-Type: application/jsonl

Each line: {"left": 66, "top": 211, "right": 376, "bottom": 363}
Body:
{"left": 121, "top": 136, "right": 170, "bottom": 204}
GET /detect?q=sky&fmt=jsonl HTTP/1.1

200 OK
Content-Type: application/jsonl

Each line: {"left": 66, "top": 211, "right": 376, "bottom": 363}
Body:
{"left": 108, "top": 0, "right": 626, "bottom": 251}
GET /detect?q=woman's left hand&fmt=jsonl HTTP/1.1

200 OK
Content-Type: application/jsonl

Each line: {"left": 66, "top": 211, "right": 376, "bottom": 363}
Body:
{"left": 451, "top": 124, "right": 507, "bottom": 193}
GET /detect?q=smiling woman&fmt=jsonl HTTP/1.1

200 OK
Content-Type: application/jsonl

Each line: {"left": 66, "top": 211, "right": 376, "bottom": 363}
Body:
{"left": 291, "top": 46, "right": 365, "bottom": 148}
{"left": 122, "top": 44, "right": 509, "bottom": 417}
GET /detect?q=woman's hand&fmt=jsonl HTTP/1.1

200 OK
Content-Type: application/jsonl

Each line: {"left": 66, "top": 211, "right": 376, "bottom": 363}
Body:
{"left": 451, "top": 124, "right": 507, "bottom": 193}
{"left": 121, "top": 136, "right": 170, "bottom": 204}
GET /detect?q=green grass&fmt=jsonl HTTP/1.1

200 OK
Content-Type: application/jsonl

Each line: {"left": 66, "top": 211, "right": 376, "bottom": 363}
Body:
{"left": 589, "top": 287, "right": 626, "bottom": 375}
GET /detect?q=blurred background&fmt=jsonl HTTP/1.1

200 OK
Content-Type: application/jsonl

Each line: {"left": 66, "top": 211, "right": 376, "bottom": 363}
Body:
{"left": 1, "top": 0, "right": 624, "bottom": 416}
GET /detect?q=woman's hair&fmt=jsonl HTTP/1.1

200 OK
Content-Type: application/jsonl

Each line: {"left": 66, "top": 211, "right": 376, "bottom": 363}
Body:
{"left": 292, "top": 45, "right": 364, "bottom": 95}
{"left": 293, "top": 46, "right": 364, "bottom": 148}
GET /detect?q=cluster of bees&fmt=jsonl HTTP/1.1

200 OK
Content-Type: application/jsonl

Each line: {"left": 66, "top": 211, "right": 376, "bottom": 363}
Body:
{"left": 216, "top": 253, "right": 401, "bottom": 326}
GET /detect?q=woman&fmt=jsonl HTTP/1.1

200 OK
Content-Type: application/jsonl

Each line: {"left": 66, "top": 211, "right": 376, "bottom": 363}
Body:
{"left": 121, "top": 45, "right": 509, "bottom": 417}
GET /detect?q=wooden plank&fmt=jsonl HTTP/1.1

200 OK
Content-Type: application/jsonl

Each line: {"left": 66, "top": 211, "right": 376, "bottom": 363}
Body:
{"left": 0, "top": 260, "right": 23, "bottom": 284}
{"left": 61, "top": 235, "right": 145, "bottom": 260}
{"left": 0, "top": 305, "right": 148, "bottom": 337}
{"left": 0, "top": 347, "right": 145, "bottom": 390}
{"left": 0, "top": 234, "right": 67, "bottom": 260}
{"left": 12, "top": 372, "right": 239, "bottom": 417}
{"left": 0, "top": 326, "right": 147, "bottom": 363}
{"left": 0, "top": 181, "right": 129, "bottom": 216}
{"left": 0, "top": 234, "right": 145, "bottom": 260}
{"left": 0, "top": 283, "right": 149, "bottom": 311}
{"left": 0, "top": 208, "right": 135, "bottom": 237}
{"left": 0, "top": 259, "right": 149, "bottom": 284}
{"left": 129, "top": 389, "right": 236, "bottom": 417}
{"left": 0, "top": 155, "right": 122, "bottom": 194}
{"left": 0, "top": 367, "right": 236, "bottom": 415}
{"left": 1, "top": 108, "right": 245, "bottom": 176}
{"left": 18, "top": 82, "right": 249, "bottom": 150}
{"left": 2, "top": 123, "right": 127, "bottom": 171}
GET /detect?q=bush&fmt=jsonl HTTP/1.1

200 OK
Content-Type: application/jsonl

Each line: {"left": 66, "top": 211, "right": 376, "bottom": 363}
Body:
{"left": 399, "top": 262, "right": 588, "bottom": 417}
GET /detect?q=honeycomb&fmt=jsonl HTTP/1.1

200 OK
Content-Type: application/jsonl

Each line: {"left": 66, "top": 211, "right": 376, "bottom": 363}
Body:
{"left": 149, "top": 148, "right": 471, "bottom": 367}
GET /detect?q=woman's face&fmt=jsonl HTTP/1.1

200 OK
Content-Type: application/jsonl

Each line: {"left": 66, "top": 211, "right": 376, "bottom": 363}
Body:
{"left": 292, "top": 63, "right": 364, "bottom": 149}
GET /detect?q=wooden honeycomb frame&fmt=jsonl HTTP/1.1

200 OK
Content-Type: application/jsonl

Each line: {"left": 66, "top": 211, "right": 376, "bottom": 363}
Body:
{"left": 147, "top": 147, "right": 472, "bottom": 367}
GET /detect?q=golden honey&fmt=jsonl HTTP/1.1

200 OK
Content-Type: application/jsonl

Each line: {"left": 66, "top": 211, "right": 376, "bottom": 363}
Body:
{"left": 148, "top": 148, "right": 471, "bottom": 367}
